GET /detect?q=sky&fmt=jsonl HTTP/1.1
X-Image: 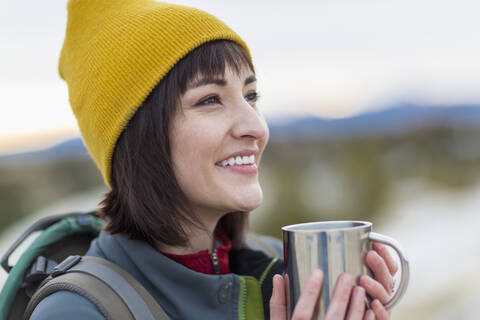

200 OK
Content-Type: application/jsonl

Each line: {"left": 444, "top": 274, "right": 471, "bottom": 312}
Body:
{"left": 1, "top": 0, "right": 479, "bottom": 154}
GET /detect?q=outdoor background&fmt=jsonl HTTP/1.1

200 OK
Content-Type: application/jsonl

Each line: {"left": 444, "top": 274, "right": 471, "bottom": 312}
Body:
{"left": 1, "top": 0, "right": 480, "bottom": 319}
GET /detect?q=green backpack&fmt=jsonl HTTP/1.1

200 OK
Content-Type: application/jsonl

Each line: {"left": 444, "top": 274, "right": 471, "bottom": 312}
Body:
{"left": 0, "top": 211, "right": 169, "bottom": 320}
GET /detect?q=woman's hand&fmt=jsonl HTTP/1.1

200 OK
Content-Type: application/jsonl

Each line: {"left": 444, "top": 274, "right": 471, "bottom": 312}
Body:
{"left": 270, "top": 242, "right": 397, "bottom": 320}
{"left": 358, "top": 242, "right": 399, "bottom": 319}
{"left": 270, "top": 270, "right": 369, "bottom": 320}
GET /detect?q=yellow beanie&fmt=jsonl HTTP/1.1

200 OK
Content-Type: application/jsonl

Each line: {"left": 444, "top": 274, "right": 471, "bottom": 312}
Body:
{"left": 59, "top": 0, "right": 251, "bottom": 188}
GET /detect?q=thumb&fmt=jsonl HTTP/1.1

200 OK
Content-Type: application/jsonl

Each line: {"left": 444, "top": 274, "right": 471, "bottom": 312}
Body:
{"left": 270, "top": 274, "right": 287, "bottom": 320}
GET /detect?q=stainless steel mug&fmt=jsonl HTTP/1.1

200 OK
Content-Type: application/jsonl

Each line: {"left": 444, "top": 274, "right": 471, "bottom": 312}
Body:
{"left": 282, "top": 221, "right": 409, "bottom": 319}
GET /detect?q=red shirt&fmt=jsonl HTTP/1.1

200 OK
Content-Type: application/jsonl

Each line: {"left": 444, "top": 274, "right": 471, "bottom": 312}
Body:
{"left": 160, "top": 233, "right": 231, "bottom": 274}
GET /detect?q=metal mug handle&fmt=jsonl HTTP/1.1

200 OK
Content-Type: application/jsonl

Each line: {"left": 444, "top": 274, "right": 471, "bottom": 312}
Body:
{"left": 368, "top": 232, "right": 410, "bottom": 310}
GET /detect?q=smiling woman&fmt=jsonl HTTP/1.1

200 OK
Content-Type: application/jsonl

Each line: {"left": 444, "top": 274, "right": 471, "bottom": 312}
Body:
{"left": 25, "top": 0, "right": 395, "bottom": 319}
{"left": 28, "top": 1, "right": 285, "bottom": 319}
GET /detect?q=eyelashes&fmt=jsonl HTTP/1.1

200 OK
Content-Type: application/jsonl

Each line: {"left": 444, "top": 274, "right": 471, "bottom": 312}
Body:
{"left": 246, "top": 91, "right": 260, "bottom": 103}
{"left": 196, "top": 95, "right": 221, "bottom": 106}
{"left": 195, "top": 91, "right": 261, "bottom": 107}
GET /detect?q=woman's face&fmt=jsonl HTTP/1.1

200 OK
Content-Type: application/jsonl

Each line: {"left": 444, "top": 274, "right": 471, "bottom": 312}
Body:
{"left": 170, "top": 65, "right": 269, "bottom": 220}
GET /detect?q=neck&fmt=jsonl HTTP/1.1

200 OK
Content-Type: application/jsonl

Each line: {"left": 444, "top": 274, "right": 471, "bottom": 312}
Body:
{"left": 155, "top": 210, "right": 222, "bottom": 255}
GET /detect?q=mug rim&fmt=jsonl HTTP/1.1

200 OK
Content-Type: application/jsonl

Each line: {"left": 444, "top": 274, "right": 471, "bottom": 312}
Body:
{"left": 282, "top": 220, "right": 372, "bottom": 232}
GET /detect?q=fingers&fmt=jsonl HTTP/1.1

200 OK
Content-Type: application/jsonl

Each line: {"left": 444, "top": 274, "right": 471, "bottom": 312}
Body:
{"left": 366, "top": 250, "right": 394, "bottom": 294}
{"left": 270, "top": 274, "right": 287, "bottom": 320}
{"left": 362, "top": 303, "right": 390, "bottom": 320}
{"left": 363, "top": 309, "right": 375, "bottom": 320}
{"left": 345, "top": 286, "right": 366, "bottom": 320}
{"left": 273, "top": 270, "right": 390, "bottom": 320}
{"left": 372, "top": 242, "right": 398, "bottom": 276}
{"left": 371, "top": 299, "right": 390, "bottom": 320}
{"left": 324, "top": 273, "right": 354, "bottom": 320}
{"left": 291, "top": 269, "right": 324, "bottom": 320}
{"left": 359, "top": 275, "right": 390, "bottom": 304}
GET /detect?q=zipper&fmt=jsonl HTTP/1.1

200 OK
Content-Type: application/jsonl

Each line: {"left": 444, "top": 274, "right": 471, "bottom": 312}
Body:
{"left": 210, "top": 249, "right": 220, "bottom": 274}
{"left": 238, "top": 277, "right": 247, "bottom": 320}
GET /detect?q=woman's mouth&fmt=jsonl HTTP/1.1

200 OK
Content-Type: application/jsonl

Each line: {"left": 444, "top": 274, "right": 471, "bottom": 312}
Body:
{"left": 215, "top": 155, "right": 258, "bottom": 175}
{"left": 215, "top": 155, "right": 255, "bottom": 167}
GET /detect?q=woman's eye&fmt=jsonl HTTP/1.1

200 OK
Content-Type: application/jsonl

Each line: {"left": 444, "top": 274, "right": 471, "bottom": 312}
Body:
{"left": 196, "top": 95, "right": 221, "bottom": 106}
{"left": 245, "top": 91, "right": 260, "bottom": 103}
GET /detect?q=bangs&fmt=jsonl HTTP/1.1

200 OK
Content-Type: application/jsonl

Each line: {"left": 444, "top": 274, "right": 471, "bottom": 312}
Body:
{"left": 172, "top": 40, "right": 254, "bottom": 95}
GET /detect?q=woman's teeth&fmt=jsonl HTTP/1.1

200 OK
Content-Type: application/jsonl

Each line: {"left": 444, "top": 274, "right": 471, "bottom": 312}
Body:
{"left": 217, "top": 155, "right": 255, "bottom": 167}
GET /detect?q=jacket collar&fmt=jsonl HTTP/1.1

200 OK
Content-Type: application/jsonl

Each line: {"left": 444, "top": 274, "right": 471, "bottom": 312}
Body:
{"left": 87, "top": 231, "right": 239, "bottom": 320}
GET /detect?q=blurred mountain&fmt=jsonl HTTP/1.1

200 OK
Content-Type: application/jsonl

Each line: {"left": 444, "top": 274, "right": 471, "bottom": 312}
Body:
{"left": 0, "top": 138, "right": 88, "bottom": 165}
{"left": 1, "top": 104, "right": 480, "bottom": 163}
{"left": 268, "top": 104, "right": 480, "bottom": 140}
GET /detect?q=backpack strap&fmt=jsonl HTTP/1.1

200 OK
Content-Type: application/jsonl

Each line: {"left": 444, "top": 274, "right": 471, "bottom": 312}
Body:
{"left": 24, "top": 256, "right": 169, "bottom": 320}
{"left": 0, "top": 213, "right": 103, "bottom": 320}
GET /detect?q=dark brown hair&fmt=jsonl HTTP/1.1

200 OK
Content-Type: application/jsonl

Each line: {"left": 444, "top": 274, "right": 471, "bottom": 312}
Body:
{"left": 99, "top": 40, "right": 254, "bottom": 249}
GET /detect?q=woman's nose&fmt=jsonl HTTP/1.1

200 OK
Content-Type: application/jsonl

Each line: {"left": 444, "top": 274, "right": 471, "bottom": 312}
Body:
{"left": 231, "top": 100, "right": 268, "bottom": 140}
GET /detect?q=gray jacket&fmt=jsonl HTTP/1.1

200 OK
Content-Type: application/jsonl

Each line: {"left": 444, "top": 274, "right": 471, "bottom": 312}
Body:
{"left": 29, "top": 231, "right": 283, "bottom": 320}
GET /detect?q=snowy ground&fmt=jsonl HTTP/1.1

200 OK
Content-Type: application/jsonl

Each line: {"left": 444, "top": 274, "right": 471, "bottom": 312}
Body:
{"left": 1, "top": 182, "right": 479, "bottom": 319}
{"left": 376, "top": 180, "right": 480, "bottom": 320}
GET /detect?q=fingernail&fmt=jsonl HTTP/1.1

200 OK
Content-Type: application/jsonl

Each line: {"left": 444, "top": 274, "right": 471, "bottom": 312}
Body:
{"left": 272, "top": 275, "right": 282, "bottom": 297}
{"left": 341, "top": 272, "right": 353, "bottom": 282}
{"left": 354, "top": 286, "right": 365, "bottom": 297}
{"left": 273, "top": 274, "right": 282, "bottom": 283}
{"left": 312, "top": 269, "right": 323, "bottom": 280}
{"left": 372, "top": 299, "right": 382, "bottom": 308}
{"left": 367, "top": 250, "right": 379, "bottom": 262}
{"left": 359, "top": 274, "right": 371, "bottom": 286}
{"left": 353, "top": 287, "right": 363, "bottom": 300}
{"left": 271, "top": 281, "right": 277, "bottom": 298}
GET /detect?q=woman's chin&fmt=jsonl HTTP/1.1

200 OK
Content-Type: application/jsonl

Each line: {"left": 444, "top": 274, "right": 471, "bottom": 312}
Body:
{"left": 231, "top": 190, "right": 263, "bottom": 212}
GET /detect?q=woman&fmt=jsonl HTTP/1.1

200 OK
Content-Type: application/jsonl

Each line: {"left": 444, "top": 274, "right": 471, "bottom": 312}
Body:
{"left": 30, "top": 0, "right": 397, "bottom": 319}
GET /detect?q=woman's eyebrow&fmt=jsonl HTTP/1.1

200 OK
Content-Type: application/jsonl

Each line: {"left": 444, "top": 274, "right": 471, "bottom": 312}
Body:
{"left": 244, "top": 75, "right": 256, "bottom": 85}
